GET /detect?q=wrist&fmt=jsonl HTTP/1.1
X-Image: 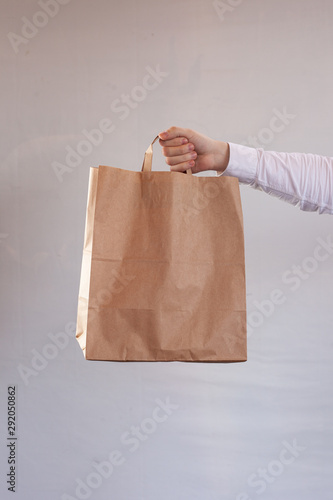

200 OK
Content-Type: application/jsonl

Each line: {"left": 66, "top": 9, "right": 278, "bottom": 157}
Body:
{"left": 214, "top": 141, "right": 230, "bottom": 174}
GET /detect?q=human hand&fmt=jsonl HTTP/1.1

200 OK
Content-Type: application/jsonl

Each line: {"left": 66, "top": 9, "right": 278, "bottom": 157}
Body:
{"left": 158, "top": 126, "right": 230, "bottom": 174}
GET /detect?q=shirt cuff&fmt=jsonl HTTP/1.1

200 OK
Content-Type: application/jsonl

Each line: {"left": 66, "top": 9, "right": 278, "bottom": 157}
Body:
{"left": 215, "top": 142, "right": 258, "bottom": 184}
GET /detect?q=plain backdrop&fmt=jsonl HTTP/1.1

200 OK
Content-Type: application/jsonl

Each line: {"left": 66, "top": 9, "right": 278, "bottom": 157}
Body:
{"left": 1, "top": 0, "right": 332, "bottom": 499}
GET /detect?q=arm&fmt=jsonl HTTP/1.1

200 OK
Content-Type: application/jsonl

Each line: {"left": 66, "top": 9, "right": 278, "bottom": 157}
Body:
{"left": 221, "top": 143, "right": 333, "bottom": 214}
{"left": 159, "top": 127, "right": 333, "bottom": 215}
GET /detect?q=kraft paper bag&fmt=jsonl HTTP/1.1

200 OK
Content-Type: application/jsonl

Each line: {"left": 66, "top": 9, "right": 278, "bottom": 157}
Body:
{"left": 76, "top": 136, "right": 247, "bottom": 362}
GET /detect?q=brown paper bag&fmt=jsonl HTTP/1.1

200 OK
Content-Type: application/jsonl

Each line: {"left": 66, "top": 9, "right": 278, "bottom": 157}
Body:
{"left": 76, "top": 136, "right": 247, "bottom": 362}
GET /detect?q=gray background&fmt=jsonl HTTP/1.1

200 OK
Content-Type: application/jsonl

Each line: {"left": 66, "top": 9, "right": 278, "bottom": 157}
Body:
{"left": 1, "top": 0, "right": 332, "bottom": 499}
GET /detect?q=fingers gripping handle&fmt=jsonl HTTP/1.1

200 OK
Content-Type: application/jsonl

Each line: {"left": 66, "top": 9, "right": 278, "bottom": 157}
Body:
{"left": 141, "top": 135, "right": 193, "bottom": 175}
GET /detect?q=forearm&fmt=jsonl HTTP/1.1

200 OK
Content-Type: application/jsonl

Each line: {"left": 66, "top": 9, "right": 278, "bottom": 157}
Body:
{"left": 217, "top": 142, "right": 333, "bottom": 215}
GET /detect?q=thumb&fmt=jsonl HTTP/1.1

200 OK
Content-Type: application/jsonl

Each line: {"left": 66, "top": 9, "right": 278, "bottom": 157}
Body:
{"left": 159, "top": 126, "right": 190, "bottom": 141}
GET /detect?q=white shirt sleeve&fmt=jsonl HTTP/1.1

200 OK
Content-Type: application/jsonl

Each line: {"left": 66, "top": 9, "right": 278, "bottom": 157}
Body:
{"left": 216, "top": 142, "right": 333, "bottom": 215}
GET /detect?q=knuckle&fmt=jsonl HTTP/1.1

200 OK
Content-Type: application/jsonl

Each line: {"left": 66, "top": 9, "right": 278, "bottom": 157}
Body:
{"left": 186, "top": 152, "right": 196, "bottom": 161}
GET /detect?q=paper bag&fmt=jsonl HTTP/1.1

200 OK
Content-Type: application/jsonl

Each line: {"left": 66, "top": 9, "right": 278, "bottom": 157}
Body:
{"left": 76, "top": 136, "right": 247, "bottom": 361}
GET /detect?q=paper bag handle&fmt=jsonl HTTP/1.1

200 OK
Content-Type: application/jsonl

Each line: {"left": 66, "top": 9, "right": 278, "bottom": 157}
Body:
{"left": 141, "top": 135, "right": 193, "bottom": 175}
